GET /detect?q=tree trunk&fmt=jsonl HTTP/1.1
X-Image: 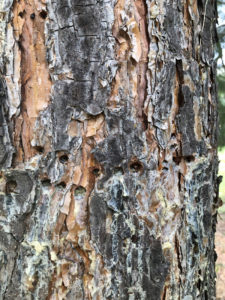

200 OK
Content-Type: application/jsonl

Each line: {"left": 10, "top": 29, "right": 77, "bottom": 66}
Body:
{"left": 0, "top": 0, "right": 219, "bottom": 299}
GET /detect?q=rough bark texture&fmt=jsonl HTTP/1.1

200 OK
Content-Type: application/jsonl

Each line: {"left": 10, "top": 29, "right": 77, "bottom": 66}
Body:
{"left": 0, "top": 0, "right": 220, "bottom": 299}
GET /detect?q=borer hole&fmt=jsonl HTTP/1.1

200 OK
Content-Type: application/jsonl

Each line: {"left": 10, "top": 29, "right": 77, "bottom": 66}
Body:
{"left": 41, "top": 179, "right": 51, "bottom": 187}
{"left": 129, "top": 161, "right": 143, "bottom": 173}
{"left": 59, "top": 154, "right": 69, "bottom": 164}
{"left": 74, "top": 186, "right": 86, "bottom": 198}
{"left": 56, "top": 182, "right": 66, "bottom": 189}
{"left": 173, "top": 156, "right": 182, "bottom": 165}
{"left": 6, "top": 180, "right": 17, "bottom": 194}
{"left": 92, "top": 168, "right": 100, "bottom": 176}
{"left": 185, "top": 155, "right": 195, "bottom": 162}
{"left": 39, "top": 10, "right": 47, "bottom": 19}
{"left": 18, "top": 11, "right": 24, "bottom": 18}
{"left": 131, "top": 235, "right": 138, "bottom": 243}
{"left": 34, "top": 146, "right": 44, "bottom": 153}
{"left": 30, "top": 13, "right": 35, "bottom": 20}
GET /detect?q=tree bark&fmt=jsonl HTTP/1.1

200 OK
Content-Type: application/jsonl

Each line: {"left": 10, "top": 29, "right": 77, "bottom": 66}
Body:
{"left": 0, "top": 0, "right": 219, "bottom": 299}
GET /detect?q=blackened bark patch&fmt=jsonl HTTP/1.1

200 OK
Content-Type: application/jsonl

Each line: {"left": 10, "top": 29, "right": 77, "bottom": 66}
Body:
{"left": 93, "top": 136, "right": 125, "bottom": 166}
{"left": 2, "top": 171, "right": 35, "bottom": 241}
{"left": 177, "top": 85, "right": 198, "bottom": 156}
{"left": 5, "top": 171, "right": 33, "bottom": 207}
{"left": 0, "top": 78, "right": 12, "bottom": 168}
{"left": 199, "top": 184, "right": 210, "bottom": 207}
{"left": 0, "top": 232, "right": 18, "bottom": 297}
{"left": 108, "top": 181, "right": 124, "bottom": 212}
{"left": 89, "top": 194, "right": 109, "bottom": 255}
{"left": 150, "top": 239, "right": 169, "bottom": 284}
{"left": 153, "top": 62, "right": 176, "bottom": 123}
{"left": 200, "top": 2, "right": 217, "bottom": 64}
{"left": 163, "top": 5, "right": 182, "bottom": 54}
{"left": 176, "top": 59, "right": 185, "bottom": 107}
{"left": 90, "top": 193, "right": 169, "bottom": 298}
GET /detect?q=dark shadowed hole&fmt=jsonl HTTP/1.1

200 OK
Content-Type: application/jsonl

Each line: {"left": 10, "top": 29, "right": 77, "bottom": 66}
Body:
{"left": 185, "top": 156, "right": 195, "bottom": 162}
{"left": 131, "top": 235, "right": 138, "bottom": 243}
{"left": 30, "top": 13, "right": 35, "bottom": 20}
{"left": 173, "top": 156, "right": 182, "bottom": 165}
{"left": 92, "top": 168, "right": 100, "bottom": 176}
{"left": 171, "top": 133, "right": 176, "bottom": 139}
{"left": 74, "top": 186, "right": 86, "bottom": 198}
{"left": 39, "top": 10, "right": 47, "bottom": 19}
{"left": 129, "top": 161, "right": 143, "bottom": 173}
{"left": 56, "top": 182, "right": 66, "bottom": 189}
{"left": 41, "top": 179, "right": 51, "bottom": 187}
{"left": 18, "top": 11, "right": 24, "bottom": 18}
{"left": 6, "top": 180, "right": 17, "bottom": 194}
{"left": 34, "top": 146, "right": 44, "bottom": 153}
{"left": 59, "top": 154, "right": 69, "bottom": 164}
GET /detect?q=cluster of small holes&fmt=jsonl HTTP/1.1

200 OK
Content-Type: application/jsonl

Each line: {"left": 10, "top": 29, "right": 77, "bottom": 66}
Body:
{"left": 162, "top": 160, "right": 169, "bottom": 171}
{"left": 29, "top": 10, "right": 47, "bottom": 20}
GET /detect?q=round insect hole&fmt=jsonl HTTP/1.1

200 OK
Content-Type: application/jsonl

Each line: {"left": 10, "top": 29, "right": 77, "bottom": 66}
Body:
{"left": 129, "top": 161, "right": 143, "bottom": 173}
{"left": 173, "top": 156, "right": 181, "bottom": 165}
{"left": 74, "top": 186, "right": 86, "bottom": 199}
{"left": 39, "top": 10, "right": 47, "bottom": 19}
{"left": 92, "top": 168, "right": 100, "bottom": 176}
{"left": 59, "top": 154, "right": 69, "bottom": 164}
{"left": 18, "top": 11, "right": 24, "bottom": 18}
{"left": 56, "top": 182, "right": 66, "bottom": 189}
{"left": 34, "top": 146, "right": 44, "bottom": 153}
{"left": 41, "top": 179, "right": 51, "bottom": 187}
{"left": 6, "top": 180, "right": 17, "bottom": 194}
{"left": 186, "top": 156, "right": 195, "bottom": 162}
{"left": 131, "top": 235, "right": 138, "bottom": 243}
{"left": 30, "top": 13, "right": 35, "bottom": 20}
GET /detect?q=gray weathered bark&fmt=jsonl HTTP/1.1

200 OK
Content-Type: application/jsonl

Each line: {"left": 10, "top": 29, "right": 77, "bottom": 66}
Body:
{"left": 0, "top": 0, "right": 220, "bottom": 299}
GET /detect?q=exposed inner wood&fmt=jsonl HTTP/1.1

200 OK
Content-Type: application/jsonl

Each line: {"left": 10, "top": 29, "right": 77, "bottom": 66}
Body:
{"left": 13, "top": 0, "right": 51, "bottom": 161}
